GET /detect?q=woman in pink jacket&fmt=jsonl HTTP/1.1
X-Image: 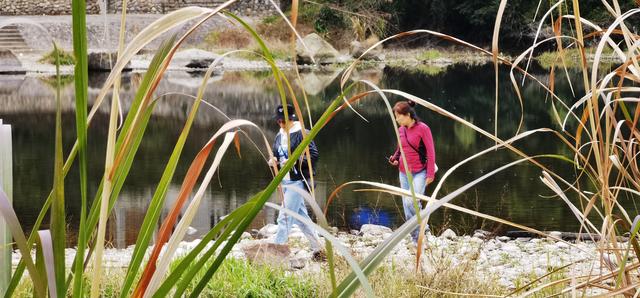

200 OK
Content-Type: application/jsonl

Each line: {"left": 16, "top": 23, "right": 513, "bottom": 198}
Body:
{"left": 388, "top": 100, "right": 436, "bottom": 243}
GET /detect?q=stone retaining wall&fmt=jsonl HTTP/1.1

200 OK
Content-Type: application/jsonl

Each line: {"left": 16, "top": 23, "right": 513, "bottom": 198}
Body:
{"left": 0, "top": 0, "right": 280, "bottom": 16}
{"left": 0, "top": 0, "right": 101, "bottom": 15}
{"left": 106, "top": 0, "right": 162, "bottom": 14}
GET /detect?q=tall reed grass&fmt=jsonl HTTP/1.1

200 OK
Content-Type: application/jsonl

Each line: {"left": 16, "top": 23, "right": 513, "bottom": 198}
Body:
{"left": 1, "top": 0, "right": 639, "bottom": 297}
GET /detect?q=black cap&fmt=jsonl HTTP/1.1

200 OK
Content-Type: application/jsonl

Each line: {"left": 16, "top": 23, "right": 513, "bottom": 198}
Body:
{"left": 275, "top": 104, "right": 297, "bottom": 121}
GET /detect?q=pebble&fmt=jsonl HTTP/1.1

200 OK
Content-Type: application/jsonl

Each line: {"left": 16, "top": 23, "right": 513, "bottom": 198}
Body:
{"left": 441, "top": 228, "right": 457, "bottom": 239}
{"left": 497, "top": 236, "right": 510, "bottom": 242}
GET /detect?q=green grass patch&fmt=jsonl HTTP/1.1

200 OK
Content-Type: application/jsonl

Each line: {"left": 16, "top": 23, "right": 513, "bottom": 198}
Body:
{"left": 200, "top": 28, "right": 252, "bottom": 50}
{"left": 535, "top": 47, "right": 616, "bottom": 69}
{"left": 510, "top": 267, "right": 568, "bottom": 297}
{"left": 14, "top": 268, "right": 129, "bottom": 297}
{"left": 261, "top": 14, "right": 280, "bottom": 25}
{"left": 230, "top": 43, "right": 291, "bottom": 61}
{"left": 13, "top": 258, "right": 319, "bottom": 297}
{"left": 176, "top": 257, "right": 320, "bottom": 297}
{"left": 417, "top": 49, "right": 442, "bottom": 61}
{"left": 39, "top": 48, "right": 76, "bottom": 65}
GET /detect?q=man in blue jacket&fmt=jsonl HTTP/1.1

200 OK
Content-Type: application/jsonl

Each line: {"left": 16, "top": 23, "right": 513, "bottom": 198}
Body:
{"left": 270, "top": 104, "right": 325, "bottom": 261}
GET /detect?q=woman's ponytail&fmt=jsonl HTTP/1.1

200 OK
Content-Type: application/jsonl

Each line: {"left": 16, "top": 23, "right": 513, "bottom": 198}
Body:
{"left": 393, "top": 100, "right": 420, "bottom": 122}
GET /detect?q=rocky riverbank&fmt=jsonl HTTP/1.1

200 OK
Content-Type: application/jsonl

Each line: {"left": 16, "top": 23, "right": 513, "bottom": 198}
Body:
{"left": 12, "top": 224, "right": 617, "bottom": 293}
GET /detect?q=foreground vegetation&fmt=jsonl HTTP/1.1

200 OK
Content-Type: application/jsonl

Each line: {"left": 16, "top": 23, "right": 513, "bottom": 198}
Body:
{"left": 12, "top": 254, "right": 510, "bottom": 297}
{"left": 1, "top": 0, "right": 640, "bottom": 297}
{"left": 14, "top": 258, "right": 318, "bottom": 297}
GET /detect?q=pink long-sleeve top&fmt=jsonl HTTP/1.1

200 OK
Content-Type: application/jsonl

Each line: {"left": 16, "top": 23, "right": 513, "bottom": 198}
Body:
{"left": 392, "top": 121, "right": 436, "bottom": 179}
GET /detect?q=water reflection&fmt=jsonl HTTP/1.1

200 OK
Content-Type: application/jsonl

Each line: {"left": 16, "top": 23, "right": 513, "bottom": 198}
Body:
{"left": 0, "top": 64, "right": 621, "bottom": 248}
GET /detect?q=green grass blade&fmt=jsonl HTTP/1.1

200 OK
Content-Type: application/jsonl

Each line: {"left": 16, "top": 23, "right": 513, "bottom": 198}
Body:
{"left": 145, "top": 132, "right": 239, "bottom": 294}
{"left": 334, "top": 159, "right": 534, "bottom": 296}
{"left": 71, "top": 0, "right": 89, "bottom": 294}
{"left": 116, "top": 36, "right": 199, "bottom": 297}
{"left": 51, "top": 44, "right": 66, "bottom": 298}
{"left": 152, "top": 203, "right": 253, "bottom": 297}
{"left": 142, "top": 57, "right": 262, "bottom": 295}
{"left": 616, "top": 215, "right": 640, "bottom": 285}
{"left": 66, "top": 96, "right": 160, "bottom": 292}
{"left": 0, "top": 189, "right": 46, "bottom": 297}
{"left": 8, "top": 133, "right": 80, "bottom": 296}
{"left": 279, "top": 186, "right": 361, "bottom": 295}
{"left": 187, "top": 86, "right": 351, "bottom": 297}
{"left": 223, "top": 12, "right": 289, "bottom": 116}
{"left": 263, "top": 202, "right": 374, "bottom": 296}
{"left": 67, "top": 35, "right": 174, "bottom": 297}
{"left": 171, "top": 202, "right": 253, "bottom": 297}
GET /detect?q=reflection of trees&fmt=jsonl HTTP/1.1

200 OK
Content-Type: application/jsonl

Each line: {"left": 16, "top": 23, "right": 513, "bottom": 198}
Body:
{"left": 4, "top": 64, "right": 620, "bottom": 240}
{"left": 453, "top": 118, "right": 476, "bottom": 150}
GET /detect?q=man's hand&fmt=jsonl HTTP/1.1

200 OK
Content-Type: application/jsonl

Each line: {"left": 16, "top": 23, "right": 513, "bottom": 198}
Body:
{"left": 388, "top": 155, "right": 399, "bottom": 166}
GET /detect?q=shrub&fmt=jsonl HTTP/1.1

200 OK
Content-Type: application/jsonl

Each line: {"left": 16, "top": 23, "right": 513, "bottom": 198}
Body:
{"left": 38, "top": 48, "right": 75, "bottom": 65}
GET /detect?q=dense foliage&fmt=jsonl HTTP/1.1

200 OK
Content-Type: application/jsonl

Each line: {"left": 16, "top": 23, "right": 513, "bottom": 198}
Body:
{"left": 287, "top": 0, "right": 639, "bottom": 47}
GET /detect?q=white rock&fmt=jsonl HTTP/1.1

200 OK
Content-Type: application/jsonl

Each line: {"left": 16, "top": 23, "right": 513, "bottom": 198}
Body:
{"left": 469, "top": 237, "right": 484, "bottom": 245}
{"left": 502, "top": 243, "right": 520, "bottom": 253}
{"left": 241, "top": 232, "right": 253, "bottom": 240}
{"left": 547, "top": 231, "right": 562, "bottom": 241}
{"left": 497, "top": 236, "right": 510, "bottom": 242}
{"left": 169, "top": 48, "right": 219, "bottom": 69}
{"left": 360, "top": 224, "right": 392, "bottom": 236}
{"left": 440, "top": 229, "right": 457, "bottom": 240}
{"left": 258, "top": 224, "right": 278, "bottom": 237}
{"left": 473, "top": 232, "right": 486, "bottom": 239}
{"left": 296, "top": 33, "right": 339, "bottom": 64}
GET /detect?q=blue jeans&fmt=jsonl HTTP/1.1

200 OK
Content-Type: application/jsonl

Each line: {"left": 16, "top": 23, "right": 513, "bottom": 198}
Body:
{"left": 274, "top": 180, "right": 321, "bottom": 251}
{"left": 399, "top": 169, "right": 427, "bottom": 242}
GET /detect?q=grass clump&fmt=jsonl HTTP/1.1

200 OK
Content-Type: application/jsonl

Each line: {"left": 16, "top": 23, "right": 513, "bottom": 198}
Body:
{"left": 200, "top": 25, "right": 293, "bottom": 61}
{"left": 38, "top": 48, "right": 75, "bottom": 65}
{"left": 201, "top": 27, "right": 253, "bottom": 50}
{"left": 13, "top": 258, "right": 319, "bottom": 297}
{"left": 315, "top": 254, "right": 506, "bottom": 297}
{"left": 535, "top": 46, "right": 616, "bottom": 69}
{"left": 176, "top": 257, "right": 320, "bottom": 297}
{"left": 14, "top": 268, "right": 128, "bottom": 297}
{"left": 417, "top": 49, "right": 442, "bottom": 61}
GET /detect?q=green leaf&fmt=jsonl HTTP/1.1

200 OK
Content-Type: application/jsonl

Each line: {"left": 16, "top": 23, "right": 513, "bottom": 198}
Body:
{"left": 152, "top": 202, "right": 254, "bottom": 297}
{"left": 117, "top": 36, "right": 193, "bottom": 297}
{"left": 52, "top": 44, "right": 66, "bottom": 298}
{"left": 0, "top": 189, "right": 46, "bottom": 297}
{"left": 71, "top": 0, "right": 89, "bottom": 294}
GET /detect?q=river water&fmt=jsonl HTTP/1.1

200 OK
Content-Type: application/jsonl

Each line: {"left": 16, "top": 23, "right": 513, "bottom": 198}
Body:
{"left": 0, "top": 63, "right": 613, "bottom": 247}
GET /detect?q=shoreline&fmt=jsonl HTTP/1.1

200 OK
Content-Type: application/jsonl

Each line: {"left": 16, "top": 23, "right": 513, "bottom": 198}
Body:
{"left": 4, "top": 46, "right": 496, "bottom": 76}
{"left": 11, "top": 223, "right": 616, "bottom": 292}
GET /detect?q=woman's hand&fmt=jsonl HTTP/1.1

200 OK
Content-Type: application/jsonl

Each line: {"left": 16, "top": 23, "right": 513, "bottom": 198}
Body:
{"left": 268, "top": 157, "right": 278, "bottom": 167}
{"left": 426, "top": 177, "right": 434, "bottom": 185}
{"left": 388, "top": 155, "right": 398, "bottom": 166}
